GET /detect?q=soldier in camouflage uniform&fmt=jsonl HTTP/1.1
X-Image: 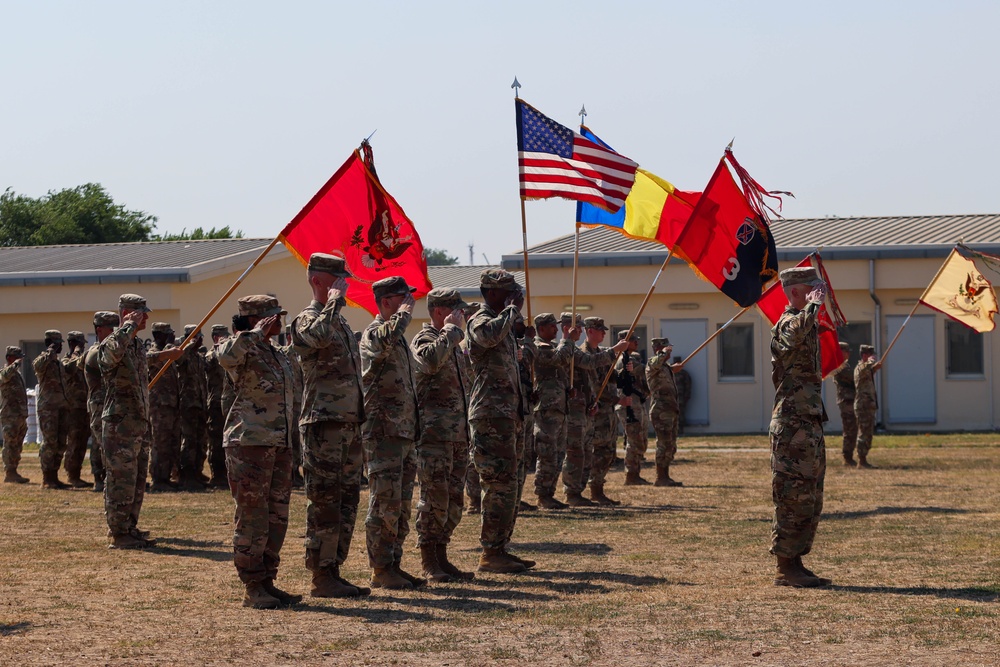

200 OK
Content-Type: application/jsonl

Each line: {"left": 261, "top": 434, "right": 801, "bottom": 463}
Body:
{"left": 61, "top": 331, "right": 93, "bottom": 488}
{"left": 204, "top": 324, "right": 230, "bottom": 487}
{"left": 768, "top": 267, "right": 832, "bottom": 588}
{"left": 530, "top": 313, "right": 576, "bottom": 510}
{"left": 832, "top": 341, "right": 858, "bottom": 466}
{"left": 582, "top": 317, "right": 628, "bottom": 506}
{"left": 853, "top": 344, "right": 882, "bottom": 469}
{"left": 617, "top": 332, "right": 652, "bottom": 486}
{"left": 99, "top": 294, "right": 179, "bottom": 549}
{"left": 361, "top": 276, "right": 426, "bottom": 590}
{"left": 291, "top": 253, "right": 369, "bottom": 598}
{"left": 176, "top": 324, "right": 209, "bottom": 490}
{"left": 147, "top": 323, "right": 182, "bottom": 492}
{"left": 673, "top": 357, "right": 692, "bottom": 435}
{"left": 1, "top": 346, "right": 30, "bottom": 484}
{"left": 515, "top": 321, "right": 537, "bottom": 512}
{"left": 219, "top": 295, "right": 301, "bottom": 609}
{"left": 410, "top": 287, "right": 477, "bottom": 582}
{"left": 84, "top": 312, "right": 119, "bottom": 493}
{"left": 33, "top": 330, "right": 72, "bottom": 489}
{"left": 646, "top": 338, "right": 684, "bottom": 487}
{"left": 279, "top": 325, "right": 305, "bottom": 489}
{"left": 466, "top": 270, "right": 537, "bottom": 574}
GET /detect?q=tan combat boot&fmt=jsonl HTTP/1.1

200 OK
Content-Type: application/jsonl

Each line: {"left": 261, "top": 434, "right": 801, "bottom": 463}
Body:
{"left": 108, "top": 532, "right": 150, "bottom": 550}
{"left": 654, "top": 465, "right": 683, "bottom": 487}
{"left": 332, "top": 565, "right": 371, "bottom": 596}
{"left": 419, "top": 543, "right": 452, "bottom": 583}
{"left": 263, "top": 578, "right": 303, "bottom": 605}
{"left": 503, "top": 548, "right": 536, "bottom": 570}
{"left": 311, "top": 569, "right": 364, "bottom": 598}
{"left": 394, "top": 559, "right": 428, "bottom": 588}
{"left": 537, "top": 494, "right": 568, "bottom": 510}
{"left": 588, "top": 482, "right": 621, "bottom": 506}
{"left": 66, "top": 474, "right": 93, "bottom": 489}
{"left": 436, "top": 544, "right": 475, "bottom": 581}
{"left": 41, "top": 470, "right": 70, "bottom": 490}
{"left": 477, "top": 548, "right": 526, "bottom": 574}
{"left": 857, "top": 455, "right": 876, "bottom": 469}
{"left": 623, "top": 470, "right": 650, "bottom": 486}
{"left": 243, "top": 581, "right": 281, "bottom": 609}
{"left": 370, "top": 566, "right": 413, "bottom": 590}
{"left": 773, "top": 556, "right": 821, "bottom": 588}
{"left": 843, "top": 452, "right": 857, "bottom": 466}
{"left": 3, "top": 469, "right": 29, "bottom": 484}
{"left": 794, "top": 557, "right": 832, "bottom": 586}
{"left": 565, "top": 491, "right": 595, "bottom": 507}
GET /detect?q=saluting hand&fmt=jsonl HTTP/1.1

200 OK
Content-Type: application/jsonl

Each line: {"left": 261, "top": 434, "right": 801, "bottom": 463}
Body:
{"left": 568, "top": 325, "right": 582, "bottom": 342}
{"left": 444, "top": 308, "right": 465, "bottom": 328}
{"left": 398, "top": 293, "right": 415, "bottom": 315}
{"left": 807, "top": 282, "right": 827, "bottom": 305}
{"left": 327, "top": 277, "right": 349, "bottom": 303}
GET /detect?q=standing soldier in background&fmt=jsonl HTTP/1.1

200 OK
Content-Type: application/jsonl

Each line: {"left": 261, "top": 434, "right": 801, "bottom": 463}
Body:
{"left": 617, "top": 332, "right": 650, "bottom": 486}
{"left": 832, "top": 341, "right": 858, "bottom": 466}
{"left": 411, "top": 287, "right": 475, "bottom": 583}
{"left": 62, "top": 331, "right": 92, "bottom": 488}
{"left": 361, "top": 276, "right": 425, "bottom": 590}
{"left": 204, "top": 324, "right": 231, "bottom": 488}
{"left": 219, "top": 295, "right": 300, "bottom": 608}
{"left": 292, "top": 253, "right": 369, "bottom": 599}
{"left": 673, "top": 356, "right": 692, "bottom": 435}
{"left": 147, "top": 323, "right": 181, "bottom": 492}
{"left": 279, "top": 325, "right": 305, "bottom": 489}
{"left": 768, "top": 267, "right": 831, "bottom": 588}
{"left": 646, "top": 338, "right": 684, "bottom": 487}
{"left": 853, "top": 344, "right": 882, "bottom": 469}
{"left": 1, "top": 346, "right": 29, "bottom": 484}
{"left": 515, "top": 318, "right": 537, "bottom": 512}
{"left": 33, "top": 330, "right": 71, "bottom": 489}
{"left": 530, "top": 312, "right": 576, "bottom": 510}
{"left": 176, "top": 325, "right": 209, "bottom": 490}
{"left": 100, "top": 294, "right": 178, "bottom": 549}
{"left": 84, "top": 312, "right": 119, "bottom": 493}
{"left": 582, "top": 317, "right": 627, "bottom": 506}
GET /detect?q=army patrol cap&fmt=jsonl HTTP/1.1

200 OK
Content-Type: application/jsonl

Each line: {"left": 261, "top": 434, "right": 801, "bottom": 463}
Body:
{"left": 533, "top": 312, "right": 558, "bottom": 327}
{"left": 651, "top": 337, "right": 671, "bottom": 347}
{"left": 151, "top": 322, "right": 174, "bottom": 334}
{"left": 426, "top": 288, "right": 469, "bottom": 310}
{"left": 308, "top": 252, "right": 351, "bottom": 277}
{"left": 211, "top": 324, "right": 230, "bottom": 337}
{"left": 859, "top": 344, "right": 875, "bottom": 355}
{"left": 372, "top": 276, "right": 416, "bottom": 301}
{"left": 118, "top": 293, "right": 151, "bottom": 313}
{"left": 617, "top": 330, "right": 638, "bottom": 342}
{"left": 45, "top": 330, "right": 63, "bottom": 342}
{"left": 779, "top": 266, "right": 822, "bottom": 287}
{"left": 480, "top": 268, "right": 520, "bottom": 291}
{"left": 5, "top": 346, "right": 23, "bottom": 359}
{"left": 67, "top": 331, "right": 86, "bottom": 344}
{"left": 238, "top": 295, "right": 287, "bottom": 318}
{"left": 183, "top": 324, "right": 204, "bottom": 339}
{"left": 463, "top": 301, "right": 482, "bottom": 315}
{"left": 559, "top": 312, "right": 583, "bottom": 325}
{"left": 839, "top": 341, "right": 850, "bottom": 351}
{"left": 93, "top": 311, "right": 120, "bottom": 328}
{"left": 584, "top": 317, "right": 608, "bottom": 331}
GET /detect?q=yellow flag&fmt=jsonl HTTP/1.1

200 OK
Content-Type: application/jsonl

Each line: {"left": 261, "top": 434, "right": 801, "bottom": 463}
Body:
{"left": 919, "top": 248, "right": 998, "bottom": 333}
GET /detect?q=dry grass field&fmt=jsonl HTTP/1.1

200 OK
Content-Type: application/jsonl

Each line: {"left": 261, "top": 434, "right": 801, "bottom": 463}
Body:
{"left": 1, "top": 434, "right": 998, "bottom": 666}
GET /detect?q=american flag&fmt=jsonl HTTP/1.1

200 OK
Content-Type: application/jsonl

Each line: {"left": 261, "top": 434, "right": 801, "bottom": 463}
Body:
{"left": 515, "top": 99, "right": 638, "bottom": 213}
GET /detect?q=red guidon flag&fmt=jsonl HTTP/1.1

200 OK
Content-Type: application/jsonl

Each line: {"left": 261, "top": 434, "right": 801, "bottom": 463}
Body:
{"left": 278, "top": 144, "right": 432, "bottom": 315}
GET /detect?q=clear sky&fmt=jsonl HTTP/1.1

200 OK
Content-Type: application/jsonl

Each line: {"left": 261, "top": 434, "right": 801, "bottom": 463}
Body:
{"left": 2, "top": 1, "right": 998, "bottom": 264}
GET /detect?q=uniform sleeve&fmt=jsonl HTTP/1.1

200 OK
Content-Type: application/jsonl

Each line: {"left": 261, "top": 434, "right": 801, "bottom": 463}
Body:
{"left": 533, "top": 339, "right": 573, "bottom": 368}
{"left": 411, "top": 325, "right": 463, "bottom": 375}
{"left": 32, "top": 349, "right": 58, "bottom": 382}
{"left": 468, "top": 306, "right": 518, "bottom": 349}
{"left": 362, "top": 311, "right": 412, "bottom": 362}
{"left": 293, "top": 300, "right": 343, "bottom": 350}
{"left": 0, "top": 362, "right": 19, "bottom": 384}
{"left": 218, "top": 330, "right": 264, "bottom": 371}
{"left": 772, "top": 302, "right": 820, "bottom": 354}
{"left": 97, "top": 322, "right": 137, "bottom": 372}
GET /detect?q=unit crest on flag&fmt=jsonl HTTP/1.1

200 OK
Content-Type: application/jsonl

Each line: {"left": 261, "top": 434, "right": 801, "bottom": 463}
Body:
{"left": 736, "top": 218, "right": 756, "bottom": 246}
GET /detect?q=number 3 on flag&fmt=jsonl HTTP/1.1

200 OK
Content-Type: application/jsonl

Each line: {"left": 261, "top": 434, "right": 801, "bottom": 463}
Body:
{"left": 723, "top": 257, "right": 741, "bottom": 281}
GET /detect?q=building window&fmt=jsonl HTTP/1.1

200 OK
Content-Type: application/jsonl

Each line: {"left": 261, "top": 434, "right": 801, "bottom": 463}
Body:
{"left": 945, "top": 320, "right": 984, "bottom": 377}
{"left": 718, "top": 323, "right": 753, "bottom": 380}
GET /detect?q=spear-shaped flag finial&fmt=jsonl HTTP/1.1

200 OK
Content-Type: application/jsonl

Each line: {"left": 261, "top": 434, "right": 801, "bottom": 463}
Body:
{"left": 578, "top": 104, "right": 587, "bottom": 126}
{"left": 511, "top": 76, "right": 521, "bottom": 97}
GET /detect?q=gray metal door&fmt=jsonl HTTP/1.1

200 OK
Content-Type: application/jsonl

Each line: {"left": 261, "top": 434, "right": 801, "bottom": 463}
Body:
{"left": 885, "top": 314, "right": 936, "bottom": 424}
{"left": 660, "top": 318, "right": 708, "bottom": 426}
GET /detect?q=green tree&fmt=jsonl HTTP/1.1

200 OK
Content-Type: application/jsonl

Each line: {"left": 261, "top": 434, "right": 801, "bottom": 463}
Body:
{"left": 424, "top": 247, "right": 459, "bottom": 266}
{"left": 0, "top": 183, "right": 157, "bottom": 246}
{"left": 155, "top": 226, "right": 244, "bottom": 241}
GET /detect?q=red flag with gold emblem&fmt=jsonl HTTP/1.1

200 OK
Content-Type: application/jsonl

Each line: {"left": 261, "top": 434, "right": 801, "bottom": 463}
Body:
{"left": 278, "top": 143, "right": 432, "bottom": 315}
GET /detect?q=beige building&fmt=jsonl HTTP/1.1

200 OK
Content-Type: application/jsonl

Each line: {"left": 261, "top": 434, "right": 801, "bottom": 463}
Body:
{"left": 2, "top": 213, "right": 998, "bottom": 433}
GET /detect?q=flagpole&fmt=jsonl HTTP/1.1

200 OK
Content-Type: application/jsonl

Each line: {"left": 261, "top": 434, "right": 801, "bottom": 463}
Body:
{"left": 593, "top": 248, "right": 674, "bottom": 404}
{"left": 519, "top": 198, "right": 533, "bottom": 321}
{"left": 148, "top": 236, "right": 282, "bottom": 389}
{"left": 679, "top": 305, "right": 753, "bottom": 367}
{"left": 569, "top": 222, "right": 581, "bottom": 386}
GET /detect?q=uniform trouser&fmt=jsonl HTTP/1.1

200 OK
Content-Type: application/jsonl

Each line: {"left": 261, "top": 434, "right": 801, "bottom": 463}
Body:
{"left": 207, "top": 403, "right": 226, "bottom": 480}
{"left": 515, "top": 416, "right": 529, "bottom": 512}
{"left": 523, "top": 409, "right": 537, "bottom": 478}
{"left": 103, "top": 417, "right": 151, "bottom": 536}
{"left": 302, "top": 421, "right": 363, "bottom": 571}
{"left": 588, "top": 408, "right": 617, "bottom": 487}
{"left": 226, "top": 445, "right": 293, "bottom": 584}
{"left": 562, "top": 404, "right": 592, "bottom": 495}
{"left": 415, "top": 438, "right": 468, "bottom": 546}
{"left": 770, "top": 416, "right": 826, "bottom": 559}
{"left": 364, "top": 435, "right": 417, "bottom": 569}
{"left": 63, "top": 407, "right": 91, "bottom": 479}
{"left": 855, "top": 406, "right": 875, "bottom": 459}
{"left": 470, "top": 417, "right": 520, "bottom": 550}
{"left": 466, "top": 444, "right": 482, "bottom": 506}
{"left": 88, "top": 409, "right": 105, "bottom": 483}
{"left": 838, "top": 403, "right": 858, "bottom": 457}
{"left": 2, "top": 416, "right": 27, "bottom": 472}
{"left": 291, "top": 420, "right": 303, "bottom": 471}
{"left": 677, "top": 401, "right": 688, "bottom": 434}
{"left": 651, "top": 411, "right": 679, "bottom": 468}
{"left": 620, "top": 405, "right": 649, "bottom": 475}
{"left": 149, "top": 408, "right": 181, "bottom": 483}
{"left": 532, "top": 409, "right": 566, "bottom": 499}
{"left": 179, "top": 408, "right": 207, "bottom": 480}
{"left": 38, "top": 405, "right": 70, "bottom": 475}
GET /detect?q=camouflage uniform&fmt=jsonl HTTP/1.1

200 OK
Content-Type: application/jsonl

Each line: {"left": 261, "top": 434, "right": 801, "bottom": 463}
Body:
{"left": 204, "top": 325, "right": 230, "bottom": 484}
{"left": 530, "top": 323, "right": 574, "bottom": 501}
{"left": 516, "top": 335, "right": 535, "bottom": 506}
{"left": 462, "top": 340, "right": 482, "bottom": 508}
{"left": 618, "top": 351, "right": 651, "bottom": 477}
{"left": 98, "top": 296, "right": 154, "bottom": 539}
{"left": 562, "top": 345, "right": 598, "bottom": 497}
{"left": 279, "top": 342, "right": 304, "bottom": 479}
{"left": 218, "top": 296, "right": 295, "bottom": 586}
{"left": 361, "top": 289, "right": 420, "bottom": 570}
{"left": 411, "top": 319, "right": 469, "bottom": 547}
{"left": 33, "top": 332, "right": 71, "bottom": 481}
{"left": 292, "top": 295, "right": 365, "bottom": 577}
{"left": 62, "top": 333, "right": 91, "bottom": 483}
{"left": 583, "top": 339, "right": 621, "bottom": 490}
{"left": 853, "top": 353, "right": 878, "bottom": 460}
{"left": 674, "top": 366, "right": 692, "bottom": 434}
{"left": 833, "top": 354, "right": 857, "bottom": 460}
{"left": 769, "top": 299, "right": 827, "bottom": 559}
{"left": 646, "top": 348, "right": 680, "bottom": 469}
{"left": 147, "top": 325, "right": 181, "bottom": 487}
{"left": 83, "top": 343, "right": 106, "bottom": 485}
{"left": 1, "top": 349, "right": 28, "bottom": 478}
{"left": 176, "top": 335, "right": 209, "bottom": 485}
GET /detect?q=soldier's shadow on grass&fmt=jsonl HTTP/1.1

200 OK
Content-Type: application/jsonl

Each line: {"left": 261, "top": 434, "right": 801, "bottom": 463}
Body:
{"left": 151, "top": 537, "right": 232, "bottom": 562}
{"left": 422, "top": 585, "right": 557, "bottom": 603}
{"left": 0, "top": 622, "right": 31, "bottom": 636}
{"left": 511, "top": 541, "right": 612, "bottom": 556}
{"left": 525, "top": 569, "right": 671, "bottom": 589}
{"left": 823, "top": 506, "right": 972, "bottom": 521}
{"left": 295, "top": 603, "right": 440, "bottom": 623}
{"left": 377, "top": 593, "right": 521, "bottom": 614}
{"left": 522, "top": 505, "right": 715, "bottom": 521}
{"left": 830, "top": 584, "right": 998, "bottom": 602}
